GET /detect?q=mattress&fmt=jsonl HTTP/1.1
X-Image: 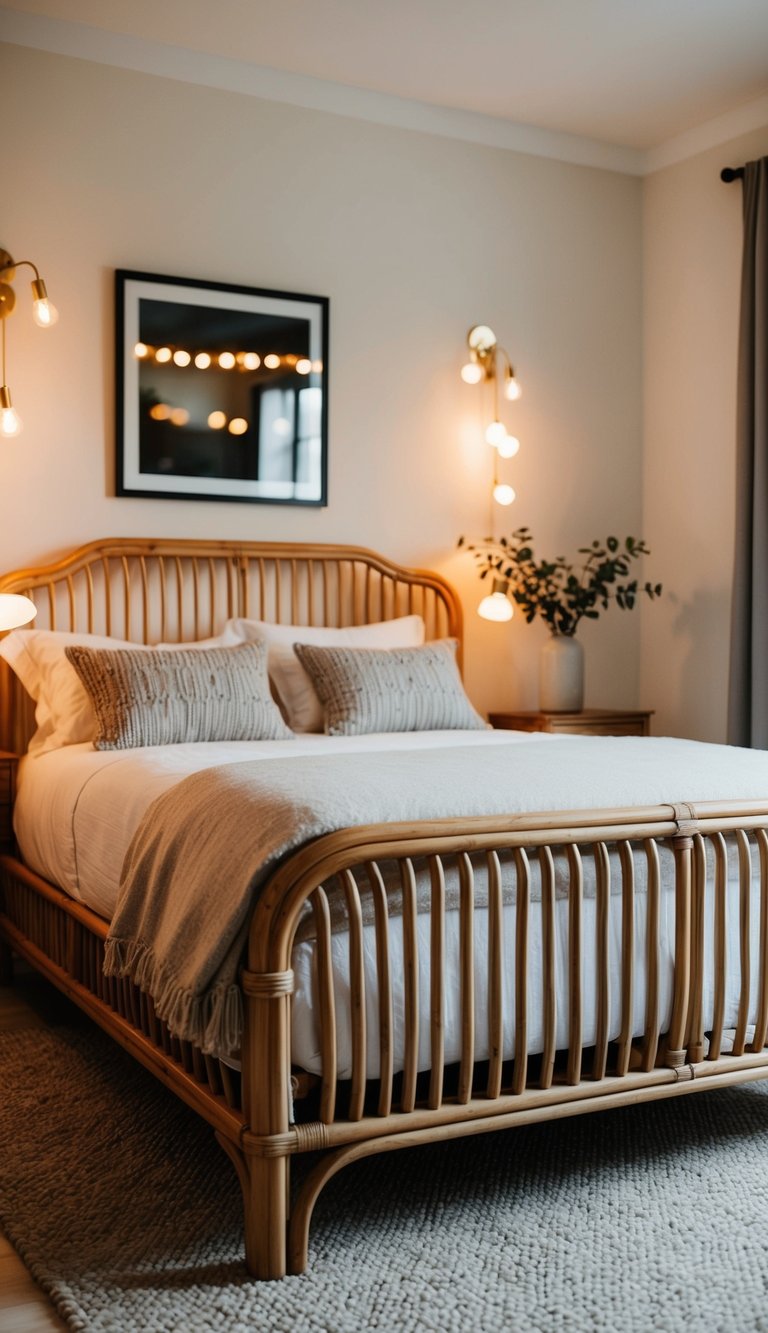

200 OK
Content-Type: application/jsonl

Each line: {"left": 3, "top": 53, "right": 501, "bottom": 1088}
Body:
{"left": 13, "top": 731, "right": 768, "bottom": 1076}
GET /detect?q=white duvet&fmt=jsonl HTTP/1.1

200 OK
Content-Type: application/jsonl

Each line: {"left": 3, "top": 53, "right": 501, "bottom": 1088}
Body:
{"left": 14, "top": 730, "right": 768, "bottom": 1076}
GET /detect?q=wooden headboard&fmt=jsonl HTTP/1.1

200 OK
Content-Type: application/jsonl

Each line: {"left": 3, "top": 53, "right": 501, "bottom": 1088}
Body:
{"left": 0, "top": 538, "right": 462, "bottom": 754}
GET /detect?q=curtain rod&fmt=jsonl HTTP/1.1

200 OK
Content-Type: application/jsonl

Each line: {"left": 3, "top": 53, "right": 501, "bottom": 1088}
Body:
{"left": 721, "top": 167, "right": 745, "bottom": 183}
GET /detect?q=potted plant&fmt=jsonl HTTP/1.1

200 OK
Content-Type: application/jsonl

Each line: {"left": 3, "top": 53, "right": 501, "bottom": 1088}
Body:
{"left": 458, "top": 527, "right": 662, "bottom": 711}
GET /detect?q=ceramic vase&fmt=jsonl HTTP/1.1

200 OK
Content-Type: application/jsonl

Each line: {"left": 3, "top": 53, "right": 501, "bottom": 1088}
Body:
{"left": 539, "top": 633, "right": 584, "bottom": 712}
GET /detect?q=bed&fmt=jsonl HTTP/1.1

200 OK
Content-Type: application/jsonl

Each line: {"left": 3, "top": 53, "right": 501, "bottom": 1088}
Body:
{"left": 2, "top": 537, "right": 768, "bottom": 1281}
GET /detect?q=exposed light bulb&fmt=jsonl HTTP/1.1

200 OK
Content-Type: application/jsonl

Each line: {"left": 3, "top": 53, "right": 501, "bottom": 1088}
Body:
{"left": 461, "top": 362, "right": 483, "bottom": 384}
{"left": 32, "top": 297, "right": 59, "bottom": 328}
{"left": 207, "top": 410, "right": 227, "bottom": 430}
{"left": 0, "top": 405, "right": 22, "bottom": 437}
{"left": 30, "top": 278, "right": 58, "bottom": 328}
{"left": 173, "top": 349, "right": 191, "bottom": 367}
{"left": 228, "top": 417, "right": 249, "bottom": 435}
{"left": 295, "top": 358, "right": 312, "bottom": 375}
{"left": 134, "top": 342, "right": 149, "bottom": 359}
{"left": 194, "top": 352, "right": 211, "bottom": 369}
{"left": 478, "top": 580, "right": 514, "bottom": 622}
{"left": 485, "top": 420, "right": 508, "bottom": 448}
{"left": 218, "top": 351, "right": 236, "bottom": 370}
{"left": 504, "top": 375, "right": 521, "bottom": 401}
{"left": 497, "top": 434, "right": 520, "bottom": 459}
{"left": 264, "top": 354, "right": 281, "bottom": 369}
{"left": 0, "top": 386, "right": 22, "bottom": 437}
{"left": 242, "top": 352, "right": 260, "bottom": 370}
{"left": 155, "top": 347, "right": 172, "bottom": 363}
{"left": 493, "top": 482, "right": 516, "bottom": 506}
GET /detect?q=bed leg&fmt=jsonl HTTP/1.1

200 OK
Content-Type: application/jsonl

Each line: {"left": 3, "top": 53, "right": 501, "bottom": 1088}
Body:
{"left": 0, "top": 936, "right": 13, "bottom": 985}
{"left": 243, "top": 1154, "right": 289, "bottom": 1280}
{"left": 215, "top": 1132, "right": 289, "bottom": 1280}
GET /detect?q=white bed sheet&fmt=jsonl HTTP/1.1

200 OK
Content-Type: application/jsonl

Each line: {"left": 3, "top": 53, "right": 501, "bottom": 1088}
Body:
{"left": 14, "top": 729, "right": 549, "bottom": 917}
{"left": 13, "top": 732, "right": 768, "bottom": 1077}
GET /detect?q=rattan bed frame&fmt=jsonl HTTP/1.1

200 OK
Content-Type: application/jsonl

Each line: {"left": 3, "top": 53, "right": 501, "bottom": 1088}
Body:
{"left": 2, "top": 537, "right": 768, "bottom": 1280}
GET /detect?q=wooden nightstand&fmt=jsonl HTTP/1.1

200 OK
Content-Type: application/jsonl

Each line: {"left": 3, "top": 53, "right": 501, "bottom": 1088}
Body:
{"left": 489, "top": 708, "right": 653, "bottom": 737}
{"left": 0, "top": 751, "right": 19, "bottom": 853}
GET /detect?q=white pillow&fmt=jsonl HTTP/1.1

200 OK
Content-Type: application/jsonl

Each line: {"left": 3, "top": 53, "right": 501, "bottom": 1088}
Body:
{"left": 236, "top": 615, "right": 425, "bottom": 732}
{"left": 0, "top": 620, "right": 249, "bottom": 755}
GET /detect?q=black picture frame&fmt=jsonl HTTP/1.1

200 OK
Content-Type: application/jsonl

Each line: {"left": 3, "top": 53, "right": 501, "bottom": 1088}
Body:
{"left": 115, "top": 270, "right": 329, "bottom": 506}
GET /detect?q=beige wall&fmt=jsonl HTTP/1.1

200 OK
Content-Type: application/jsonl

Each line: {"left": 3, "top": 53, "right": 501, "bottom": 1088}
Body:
{"left": 0, "top": 43, "right": 643, "bottom": 716}
{"left": 642, "top": 125, "right": 768, "bottom": 742}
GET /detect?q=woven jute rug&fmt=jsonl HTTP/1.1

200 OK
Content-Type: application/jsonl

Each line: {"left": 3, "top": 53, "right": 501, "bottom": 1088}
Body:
{"left": 3, "top": 1023, "right": 768, "bottom": 1332}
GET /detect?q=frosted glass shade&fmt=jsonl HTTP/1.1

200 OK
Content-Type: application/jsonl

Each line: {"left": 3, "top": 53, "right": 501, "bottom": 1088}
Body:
{"left": 0, "top": 593, "right": 36, "bottom": 631}
{"left": 478, "top": 581, "right": 513, "bottom": 622}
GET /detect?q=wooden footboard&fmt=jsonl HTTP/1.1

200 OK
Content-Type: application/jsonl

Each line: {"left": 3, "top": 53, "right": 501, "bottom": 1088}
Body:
{"left": 234, "top": 799, "right": 768, "bottom": 1277}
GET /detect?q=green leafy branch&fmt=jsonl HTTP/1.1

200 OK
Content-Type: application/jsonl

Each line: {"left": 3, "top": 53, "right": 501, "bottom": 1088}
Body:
{"left": 458, "top": 527, "right": 662, "bottom": 636}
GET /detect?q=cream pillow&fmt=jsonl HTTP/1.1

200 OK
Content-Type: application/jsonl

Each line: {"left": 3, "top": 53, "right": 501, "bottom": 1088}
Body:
{"left": 293, "top": 639, "right": 487, "bottom": 736}
{"left": 0, "top": 620, "right": 249, "bottom": 755}
{"left": 236, "top": 615, "right": 425, "bottom": 732}
{"left": 65, "top": 642, "right": 293, "bottom": 749}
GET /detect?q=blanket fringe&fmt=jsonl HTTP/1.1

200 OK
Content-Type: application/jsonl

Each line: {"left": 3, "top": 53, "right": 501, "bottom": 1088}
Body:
{"left": 103, "top": 937, "right": 243, "bottom": 1059}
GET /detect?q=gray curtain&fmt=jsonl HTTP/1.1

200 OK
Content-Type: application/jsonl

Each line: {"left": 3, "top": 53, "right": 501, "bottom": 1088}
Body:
{"left": 727, "top": 157, "right": 768, "bottom": 747}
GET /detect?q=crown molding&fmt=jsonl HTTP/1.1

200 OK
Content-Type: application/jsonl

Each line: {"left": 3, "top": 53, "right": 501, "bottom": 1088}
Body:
{"left": 4, "top": 7, "right": 765, "bottom": 176}
{"left": 0, "top": 6, "right": 644, "bottom": 175}
{"left": 644, "top": 91, "right": 768, "bottom": 174}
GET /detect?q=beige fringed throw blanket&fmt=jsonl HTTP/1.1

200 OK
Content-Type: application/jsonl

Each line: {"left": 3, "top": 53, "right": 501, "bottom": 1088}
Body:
{"left": 103, "top": 736, "right": 768, "bottom": 1058}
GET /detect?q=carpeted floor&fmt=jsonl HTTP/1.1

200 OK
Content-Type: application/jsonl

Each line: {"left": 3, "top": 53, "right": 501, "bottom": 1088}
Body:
{"left": 3, "top": 1023, "right": 768, "bottom": 1332}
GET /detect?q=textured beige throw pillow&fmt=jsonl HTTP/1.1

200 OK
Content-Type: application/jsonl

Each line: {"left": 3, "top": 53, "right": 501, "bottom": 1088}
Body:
{"left": 64, "top": 642, "right": 293, "bottom": 749}
{"left": 293, "top": 639, "right": 487, "bottom": 736}
{"left": 238, "top": 615, "right": 425, "bottom": 732}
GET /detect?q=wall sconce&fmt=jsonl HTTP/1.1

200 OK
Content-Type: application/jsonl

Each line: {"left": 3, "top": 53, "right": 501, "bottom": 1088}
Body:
{"left": 0, "top": 247, "right": 59, "bottom": 438}
{"left": 460, "top": 324, "right": 521, "bottom": 508}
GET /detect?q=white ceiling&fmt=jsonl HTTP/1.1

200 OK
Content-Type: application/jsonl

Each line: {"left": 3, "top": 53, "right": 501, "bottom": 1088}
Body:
{"left": 2, "top": 0, "right": 768, "bottom": 171}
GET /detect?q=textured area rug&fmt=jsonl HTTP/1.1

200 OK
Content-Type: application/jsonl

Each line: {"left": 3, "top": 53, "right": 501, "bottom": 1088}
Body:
{"left": 3, "top": 1024, "right": 768, "bottom": 1332}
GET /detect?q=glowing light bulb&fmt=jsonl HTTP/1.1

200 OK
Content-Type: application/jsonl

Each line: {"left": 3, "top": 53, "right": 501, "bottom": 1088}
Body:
{"left": 296, "top": 358, "right": 312, "bottom": 375}
{"left": 461, "top": 362, "right": 483, "bottom": 385}
{"left": 264, "top": 354, "right": 281, "bottom": 370}
{"left": 170, "top": 407, "right": 190, "bottom": 426}
{"left": 478, "top": 580, "right": 513, "bottom": 622}
{"left": 228, "top": 417, "right": 248, "bottom": 435}
{"left": 134, "top": 342, "right": 149, "bottom": 359}
{"left": 218, "top": 352, "right": 236, "bottom": 370}
{"left": 30, "top": 277, "right": 59, "bottom": 328}
{"left": 497, "top": 434, "right": 520, "bottom": 459}
{"left": 155, "top": 347, "right": 172, "bottom": 364}
{"left": 242, "top": 352, "right": 260, "bottom": 371}
{"left": 0, "top": 405, "right": 22, "bottom": 437}
{"left": 207, "top": 410, "right": 227, "bottom": 430}
{"left": 493, "top": 482, "right": 516, "bottom": 506}
{"left": 485, "top": 420, "right": 508, "bottom": 448}
{"left": 149, "top": 403, "right": 172, "bottom": 421}
{"left": 504, "top": 375, "right": 521, "bottom": 401}
{"left": 32, "top": 299, "right": 58, "bottom": 328}
{"left": 173, "top": 349, "right": 191, "bottom": 367}
{"left": 0, "top": 386, "right": 22, "bottom": 437}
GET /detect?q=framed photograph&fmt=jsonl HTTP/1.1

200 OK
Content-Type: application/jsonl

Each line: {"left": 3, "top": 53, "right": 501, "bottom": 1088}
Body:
{"left": 115, "top": 270, "right": 328, "bottom": 505}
